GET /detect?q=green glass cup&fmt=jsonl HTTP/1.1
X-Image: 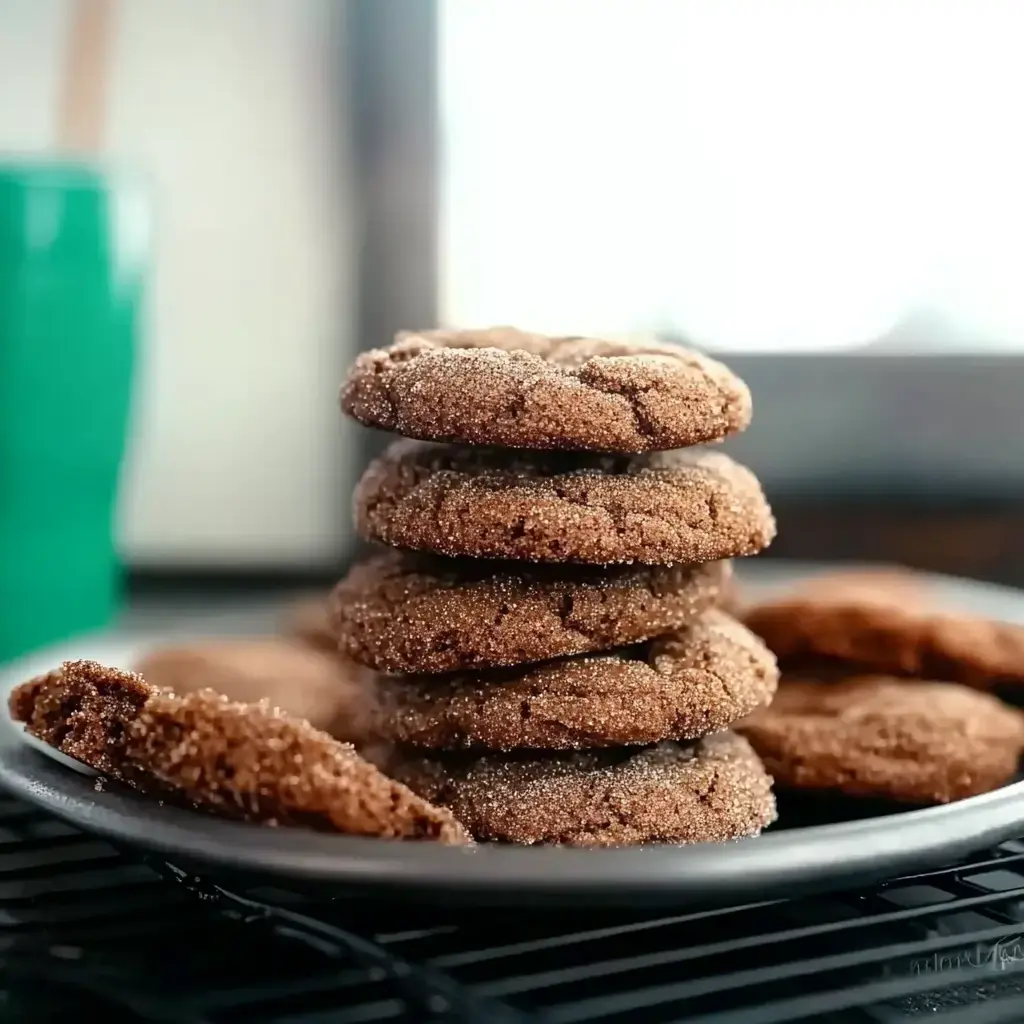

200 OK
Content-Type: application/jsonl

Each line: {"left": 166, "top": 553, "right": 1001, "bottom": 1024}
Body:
{"left": 0, "top": 161, "right": 147, "bottom": 663}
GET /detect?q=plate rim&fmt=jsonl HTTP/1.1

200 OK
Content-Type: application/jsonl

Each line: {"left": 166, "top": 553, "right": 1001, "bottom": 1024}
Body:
{"left": 2, "top": 726, "right": 1024, "bottom": 901}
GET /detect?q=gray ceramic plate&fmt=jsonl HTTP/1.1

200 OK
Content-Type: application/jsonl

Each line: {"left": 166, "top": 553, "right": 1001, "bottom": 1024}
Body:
{"left": 1, "top": 565, "right": 1024, "bottom": 908}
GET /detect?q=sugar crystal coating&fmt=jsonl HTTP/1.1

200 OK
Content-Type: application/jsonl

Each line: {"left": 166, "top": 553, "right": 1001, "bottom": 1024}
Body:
{"left": 373, "top": 610, "right": 778, "bottom": 750}
{"left": 341, "top": 326, "right": 752, "bottom": 453}
{"left": 331, "top": 551, "right": 731, "bottom": 674}
{"left": 390, "top": 731, "right": 776, "bottom": 845}
{"left": 354, "top": 440, "right": 775, "bottom": 565}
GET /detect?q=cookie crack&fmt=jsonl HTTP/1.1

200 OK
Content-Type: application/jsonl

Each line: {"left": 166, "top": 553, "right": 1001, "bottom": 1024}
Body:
{"left": 578, "top": 361, "right": 736, "bottom": 438}
{"left": 624, "top": 389, "right": 662, "bottom": 443}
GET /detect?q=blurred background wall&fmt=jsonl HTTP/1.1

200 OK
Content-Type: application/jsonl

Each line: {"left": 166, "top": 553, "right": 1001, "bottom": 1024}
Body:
{"left": 0, "top": 0, "right": 356, "bottom": 570}
{"left": 3, "top": 0, "right": 1023, "bottom": 585}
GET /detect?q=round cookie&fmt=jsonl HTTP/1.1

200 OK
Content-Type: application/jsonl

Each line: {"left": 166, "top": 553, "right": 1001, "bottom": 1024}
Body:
{"left": 354, "top": 440, "right": 775, "bottom": 565}
{"left": 371, "top": 610, "right": 778, "bottom": 750}
{"left": 11, "top": 660, "right": 468, "bottom": 844}
{"left": 389, "top": 732, "right": 776, "bottom": 846}
{"left": 736, "top": 676, "right": 1024, "bottom": 804}
{"left": 331, "top": 551, "right": 731, "bottom": 674}
{"left": 280, "top": 596, "right": 338, "bottom": 651}
{"left": 133, "top": 638, "right": 376, "bottom": 743}
{"left": 731, "top": 565, "right": 930, "bottom": 618}
{"left": 341, "top": 327, "right": 751, "bottom": 453}
{"left": 744, "top": 576, "right": 1024, "bottom": 692}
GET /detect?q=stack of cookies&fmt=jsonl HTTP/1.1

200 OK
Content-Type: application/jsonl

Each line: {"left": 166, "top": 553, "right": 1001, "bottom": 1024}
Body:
{"left": 331, "top": 328, "right": 781, "bottom": 845}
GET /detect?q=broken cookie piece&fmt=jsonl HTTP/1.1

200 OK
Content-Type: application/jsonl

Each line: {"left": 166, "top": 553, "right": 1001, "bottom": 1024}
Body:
{"left": 10, "top": 660, "right": 468, "bottom": 844}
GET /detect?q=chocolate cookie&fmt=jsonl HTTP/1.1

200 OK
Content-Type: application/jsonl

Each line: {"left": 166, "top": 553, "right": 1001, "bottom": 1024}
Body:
{"left": 10, "top": 661, "right": 467, "bottom": 843}
{"left": 354, "top": 441, "right": 775, "bottom": 565}
{"left": 280, "top": 596, "right": 337, "bottom": 651}
{"left": 744, "top": 575, "right": 1024, "bottom": 691}
{"left": 372, "top": 610, "right": 777, "bottom": 750}
{"left": 331, "top": 551, "right": 730, "bottom": 674}
{"left": 389, "top": 732, "right": 776, "bottom": 845}
{"left": 729, "top": 565, "right": 930, "bottom": 618}
{"left": 341, "top": 327, "right": 751, "bottom": 453}
{"left": 736, "top": 676, "right": 1024, "bottom": 804}
{"left": 133, "top": 638, "right": 376, "bottom": 743}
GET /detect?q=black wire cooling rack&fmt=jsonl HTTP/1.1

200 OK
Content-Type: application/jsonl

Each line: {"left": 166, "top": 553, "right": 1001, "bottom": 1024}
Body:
{"left": 5, "top": 793, "right": 1024, "bottom": 1024}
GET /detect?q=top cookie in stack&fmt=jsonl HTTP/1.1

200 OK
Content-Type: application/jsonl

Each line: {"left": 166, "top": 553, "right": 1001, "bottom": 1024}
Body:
{"left": 342, "top": 326, "right": 751, "bottom": 452}
{"left": 333, "top": 327, "right": 779, "bottom": 846}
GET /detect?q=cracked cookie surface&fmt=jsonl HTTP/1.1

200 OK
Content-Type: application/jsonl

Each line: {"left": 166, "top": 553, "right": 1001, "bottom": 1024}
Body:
{"left": 388, "top": 731, "right": 776, "bottom": 845}
{"left": 371, "top": 610, "right": 778, "bottom": 750}
{"left": 354, "top": 440, "right": 775, "bottom": 565}
{"left": 331, "top": 551, "right": 731, "bottom": 674}
{"left": 341, "top": 326, "right": 751, "bottom": 453}
{"left": 737, "top": 676, "right": 1024, "bottom": 804}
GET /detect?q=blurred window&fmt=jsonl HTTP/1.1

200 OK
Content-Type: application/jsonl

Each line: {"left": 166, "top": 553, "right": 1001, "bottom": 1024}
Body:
{"left": 439, "top": 1, "right": 1024, "bottom": 352}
